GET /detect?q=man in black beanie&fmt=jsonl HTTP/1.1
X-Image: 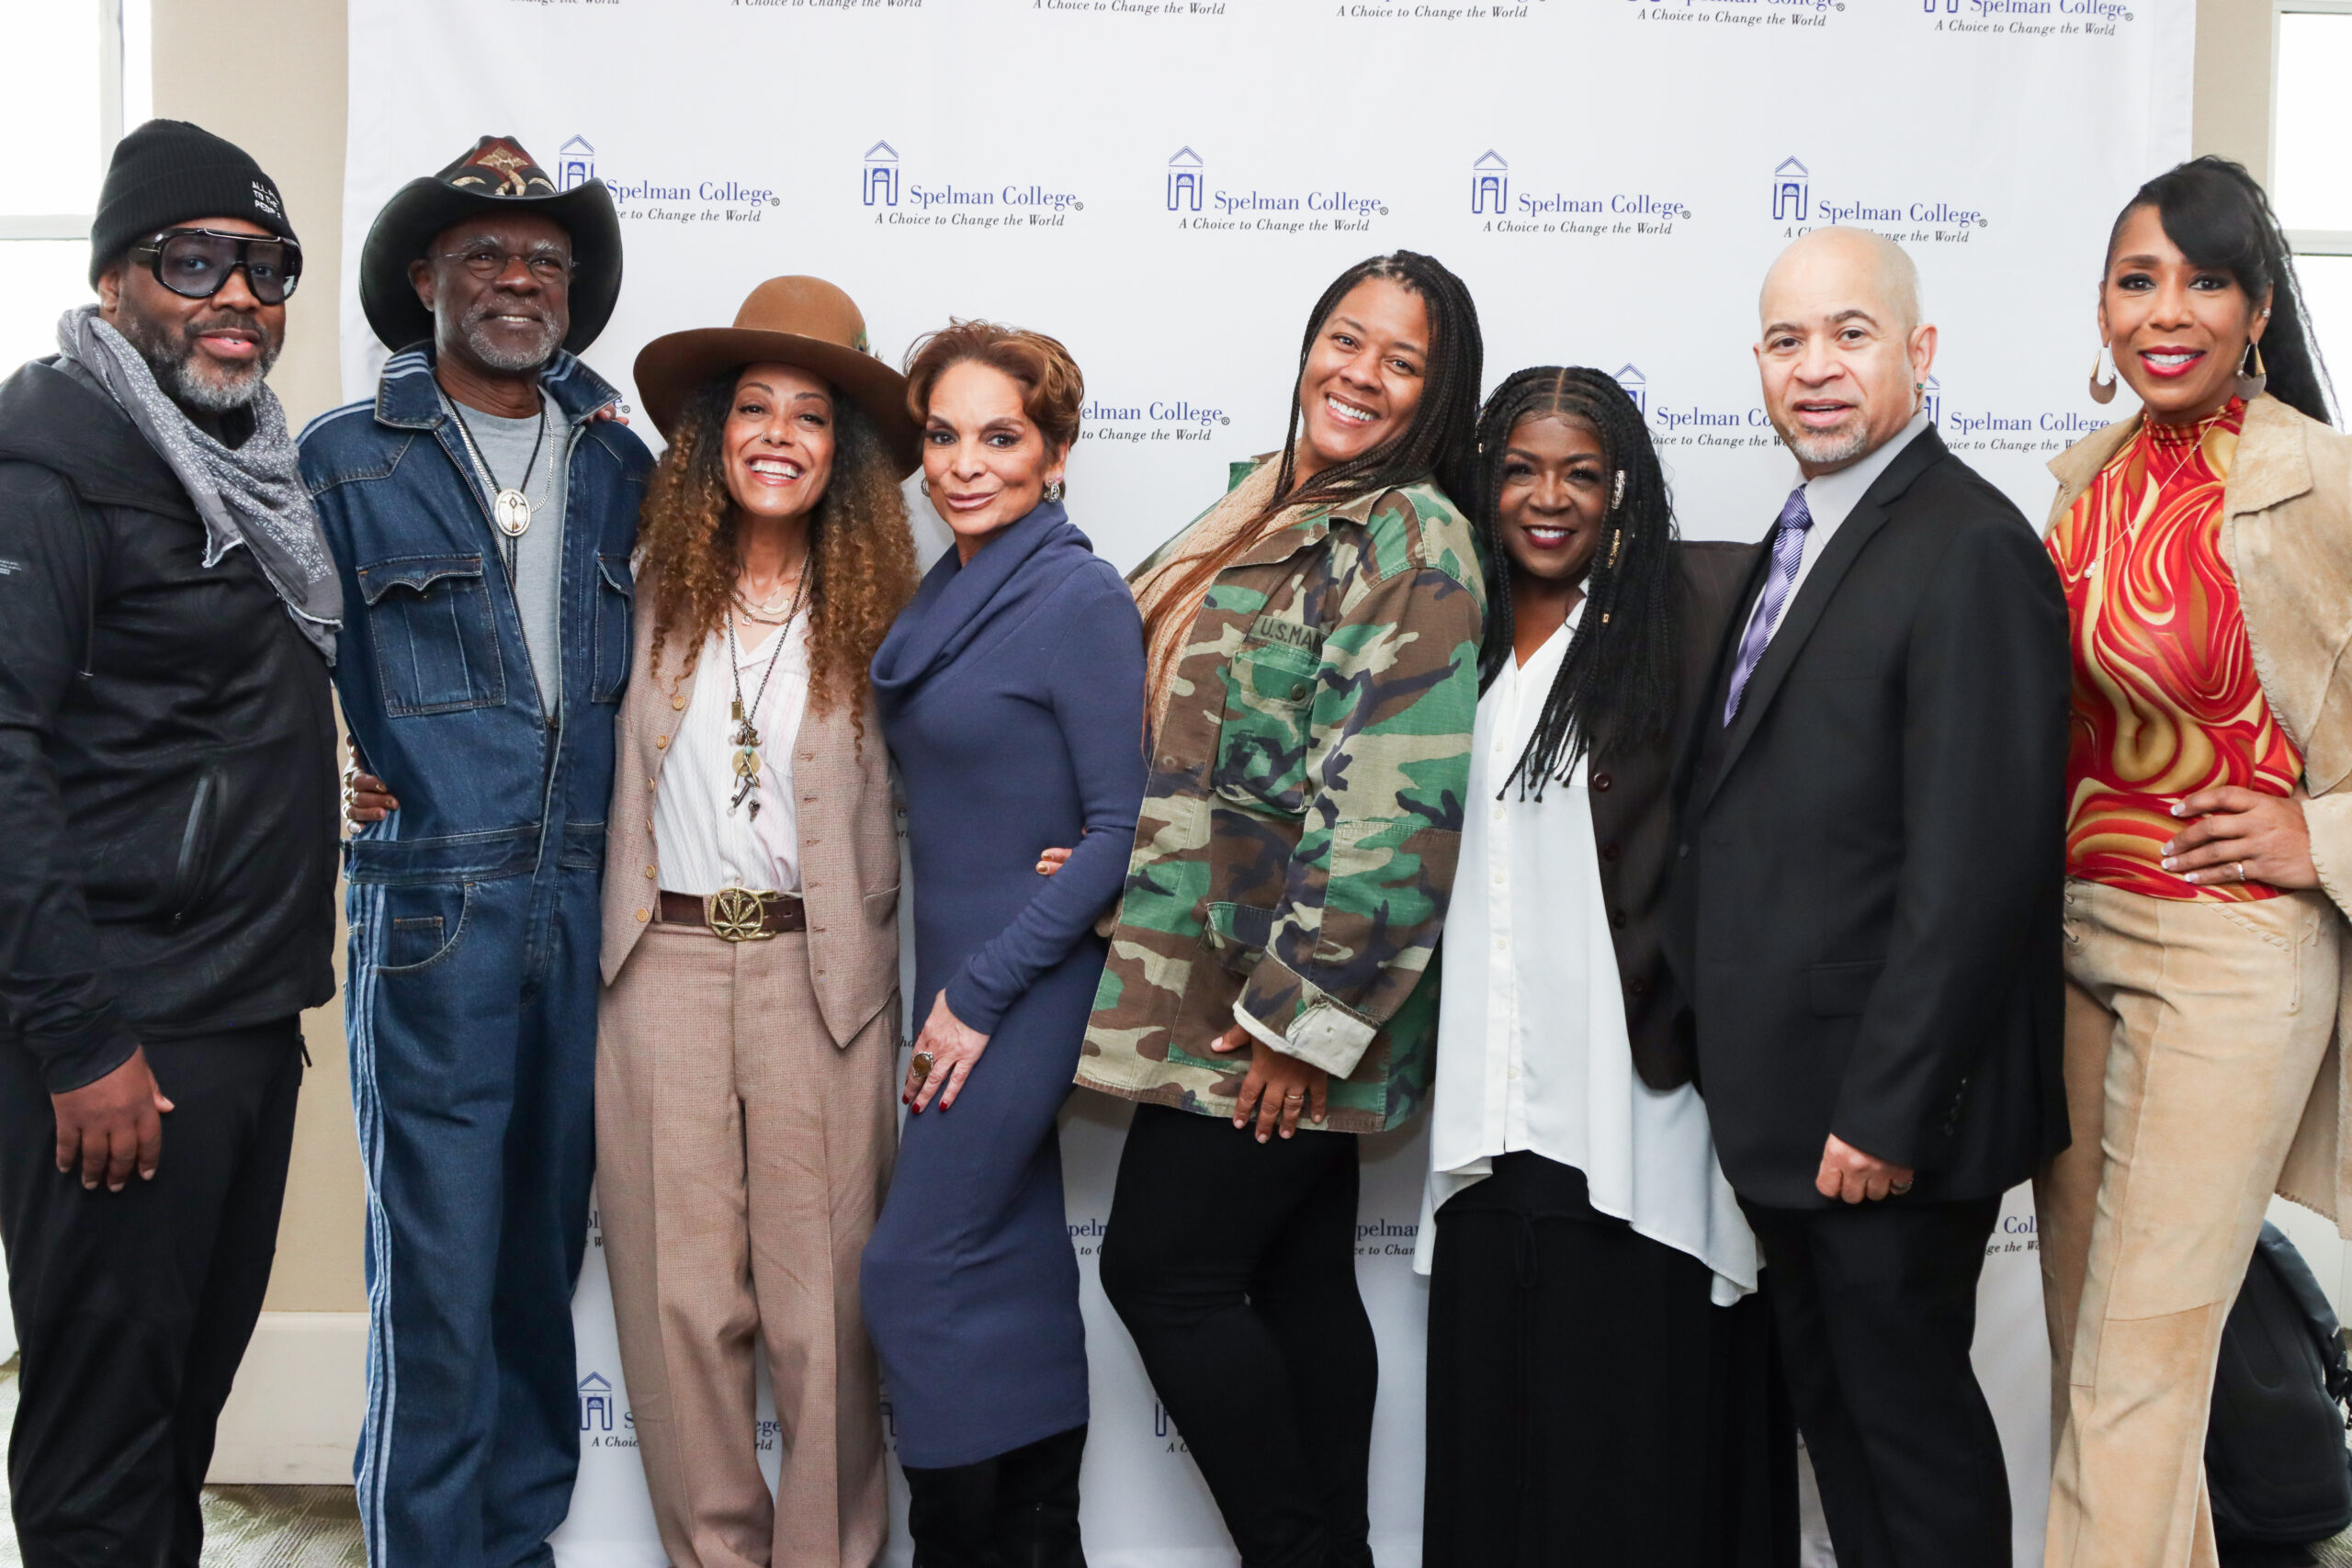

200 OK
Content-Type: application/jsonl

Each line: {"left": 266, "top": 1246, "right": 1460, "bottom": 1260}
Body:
{"left": 0, "top": 118, "right": 339, "bottom": 1567}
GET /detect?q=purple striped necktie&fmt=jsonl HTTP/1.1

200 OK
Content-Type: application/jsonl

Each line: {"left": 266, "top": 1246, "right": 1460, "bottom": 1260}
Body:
{"left": 1722, "top": 486, "right": 1814, "bottom": 726}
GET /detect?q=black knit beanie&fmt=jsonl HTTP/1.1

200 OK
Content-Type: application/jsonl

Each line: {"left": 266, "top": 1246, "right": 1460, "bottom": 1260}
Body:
{"left": 89, "top": 119, "right": 297, "bottom": 287}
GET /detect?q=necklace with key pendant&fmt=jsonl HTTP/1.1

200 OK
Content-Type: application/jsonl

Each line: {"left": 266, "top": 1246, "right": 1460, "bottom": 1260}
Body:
{"left": 725, "top": 562, "right": 812, "bottom": 818}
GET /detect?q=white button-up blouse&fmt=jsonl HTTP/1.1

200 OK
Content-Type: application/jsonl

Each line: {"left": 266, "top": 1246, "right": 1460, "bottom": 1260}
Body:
{"left": 1415, "top": 602, "right": 1758, "bottom": 1305}
{"left": 652, "top": 619, "right": 809, "bottom": 897}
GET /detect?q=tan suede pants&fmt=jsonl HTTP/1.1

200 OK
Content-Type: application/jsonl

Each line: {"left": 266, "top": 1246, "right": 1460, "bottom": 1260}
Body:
{"left": 2036, "top": 878, "right": 2340, "bottom": 1568}
{"left": 596, "top": 921, "right": 898, "bottom": 1568}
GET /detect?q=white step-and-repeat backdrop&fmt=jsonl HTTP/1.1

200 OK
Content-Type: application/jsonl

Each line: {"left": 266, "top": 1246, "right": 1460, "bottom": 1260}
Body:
{"left": 340, "top": 1, "right": 2191, "bottom": 1562}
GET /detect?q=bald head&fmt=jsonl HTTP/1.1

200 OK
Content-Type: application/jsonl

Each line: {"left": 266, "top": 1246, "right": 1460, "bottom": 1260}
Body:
{"left": 1761, "top": 226, "right": 1922, "bottom": 338}
{"left": 1754, "top": 227, "right": 1937, "bottom": 476}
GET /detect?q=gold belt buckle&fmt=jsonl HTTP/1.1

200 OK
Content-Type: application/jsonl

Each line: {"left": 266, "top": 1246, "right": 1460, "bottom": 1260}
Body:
{"left": 705, "top": 886, "right": 775, "bottom": 942}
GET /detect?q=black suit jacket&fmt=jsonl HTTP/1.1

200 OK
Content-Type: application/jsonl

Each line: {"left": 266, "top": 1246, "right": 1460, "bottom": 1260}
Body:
{"left": 1665, "top": 427, "right": 2071, "bottom": 1208}
{"left": 1595, "top": 540, "right": 1757, "bottom": 1092}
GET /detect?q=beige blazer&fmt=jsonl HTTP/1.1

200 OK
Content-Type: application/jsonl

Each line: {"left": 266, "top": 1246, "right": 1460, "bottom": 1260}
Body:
{"left": 600, "top": 594, "right": 900, "bottom": 1048}
{"left": 2047, "top": 392, "right": 2352, "bottom": 1230}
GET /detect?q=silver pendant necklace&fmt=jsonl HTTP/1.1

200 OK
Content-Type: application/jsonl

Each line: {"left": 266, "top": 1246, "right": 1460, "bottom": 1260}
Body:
{"left": 725, "top": 565, "right": 813, "bottom": 818}
{"left": 447, "top": 396, "right": 548, "bottom": 541}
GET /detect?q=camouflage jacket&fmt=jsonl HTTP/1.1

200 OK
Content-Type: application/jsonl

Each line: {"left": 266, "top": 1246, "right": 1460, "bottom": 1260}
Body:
{"left": 1077, "top": 477, "right": 1485, "bottom": 1134}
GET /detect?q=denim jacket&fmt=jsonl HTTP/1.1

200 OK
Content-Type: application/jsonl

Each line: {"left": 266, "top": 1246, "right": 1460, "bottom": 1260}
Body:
{"left": 298, "top": 347, "right": 650, "bottom": 887}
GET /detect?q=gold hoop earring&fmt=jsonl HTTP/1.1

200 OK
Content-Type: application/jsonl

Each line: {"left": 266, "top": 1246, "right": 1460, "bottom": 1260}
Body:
{"left": 2088, "top": 344, "right": 2118, "bottom": 406}
{"left": 2235, "top": 340, "right": 2267, "bottom": 402}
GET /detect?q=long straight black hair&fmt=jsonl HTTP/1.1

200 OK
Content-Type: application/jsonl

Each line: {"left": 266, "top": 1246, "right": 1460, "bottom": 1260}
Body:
{"left": 2109, "top": 157, "right": 2335, "bottom": 425}
{"left": 1470, "top": 367, "right": 1681, "bottom": 798}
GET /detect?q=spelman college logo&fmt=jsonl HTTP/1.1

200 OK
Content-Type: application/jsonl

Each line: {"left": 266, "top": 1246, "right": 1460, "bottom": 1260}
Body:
{"left": 863, "top": 141, "right": 1082, "bottom": 227}
{"left": 1168, "top": 148, "right": 1203, "bottom": 212}
{"left": 864, "top": 141, "right": 899, "bottom": 207}
{"left": 1614, "top": 365, "right": 1646, "bottom": 415}
{"left": 1771, "top": 158, "right": 1808, "bottom": 221}
{"left": 579, "top": 1372, "right": 615, "bottom": 1433}
{"left": 1472, "top": 152, "right": 1508, "bottom": 215}
{"left": 562, "top": 134, "right": 778, "bottom": 222}
{"left": 1161, "top": 144, "right": 1385, "bottom": 234}
{"left": 1472, "top": 150, "right": 1688, "bottom": 234}
{"left": 559, "top": 137, "right": 595, "bottom": 192}
{"left": 1769, "top": 154, "right": 1985, "bottom": 243}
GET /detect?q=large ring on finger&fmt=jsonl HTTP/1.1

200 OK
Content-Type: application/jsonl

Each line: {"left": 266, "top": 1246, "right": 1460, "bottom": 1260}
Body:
{"left": 2237, "top": 862, "right": 2247, "bottom": 883}
{"left": 910, "top": 1051, "right": 934, "bottom": 1086}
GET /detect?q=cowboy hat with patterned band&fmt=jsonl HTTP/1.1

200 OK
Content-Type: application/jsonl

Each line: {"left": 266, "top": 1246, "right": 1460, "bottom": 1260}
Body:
{"left": 359, "top": 134, "right": 622, "bottom": 355}
{"left": 632, "top": 276, "right": 921, "bottom": 478}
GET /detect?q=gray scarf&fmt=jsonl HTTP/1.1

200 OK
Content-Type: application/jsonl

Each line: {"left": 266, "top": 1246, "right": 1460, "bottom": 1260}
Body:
{"left": 58, "top": 305, "right": 341, "bottom": 663}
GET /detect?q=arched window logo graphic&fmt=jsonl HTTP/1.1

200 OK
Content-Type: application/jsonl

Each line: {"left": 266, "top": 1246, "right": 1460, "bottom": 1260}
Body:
{"left": 558, "top": 136, "right": 594, "bottom": 193}
{"left": 1925, "top": 0, "right": 1959, "bottom": 11}
{"left": 864, "top": 141, "right": 899, "bottom": 208}
{"left": 1771, "top": 157, "right": 1809, "bottom": 222}
{"left": 578, "top": 1372, "right": 615, "bottom": 1433}
{"left": 1922, "top": 375, "right": 1942, "bottom": 426}
{"left": 1168, "top": 147, "right": 1203, "bottom": 212}
{"left": 1471, "top": 151, "right": 1509, "bottom": 215}
{"left": 1614, "top": 364, "right": 1646, "bottom": 415}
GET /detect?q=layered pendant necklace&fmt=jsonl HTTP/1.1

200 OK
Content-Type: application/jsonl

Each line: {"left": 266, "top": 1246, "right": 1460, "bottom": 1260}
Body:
{"left": 726, "top": 563, "right": 812, "bottom": 819}
{"left": 447, "top": 396, "right": 548, "bottom": 542}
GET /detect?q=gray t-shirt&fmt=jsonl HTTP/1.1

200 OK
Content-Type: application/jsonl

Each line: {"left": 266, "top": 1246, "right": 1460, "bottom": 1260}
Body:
{"left": 450, "top": 396, "right": 568, "bottom": 719}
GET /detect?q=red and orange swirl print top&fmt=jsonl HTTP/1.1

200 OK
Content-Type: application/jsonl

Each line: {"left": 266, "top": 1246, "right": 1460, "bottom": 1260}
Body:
{"left": 2045, "top": 399, "right": 2301, "bottom": 902}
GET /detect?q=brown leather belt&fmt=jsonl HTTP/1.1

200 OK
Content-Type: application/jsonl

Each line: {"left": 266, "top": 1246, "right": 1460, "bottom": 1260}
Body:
{"left": 657, "top": 888, "right": 807, "bottom": 941}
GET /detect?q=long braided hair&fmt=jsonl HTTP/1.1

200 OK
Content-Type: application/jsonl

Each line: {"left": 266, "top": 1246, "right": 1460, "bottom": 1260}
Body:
{"left": 2109, "top": 157, "right": 2335, "bottom": 425}
{"left": 1138, "top": 252, "right": 1484, "bottom": 663}
{"left": 1470, "top": 367, "right": 1681, "bottom": 798}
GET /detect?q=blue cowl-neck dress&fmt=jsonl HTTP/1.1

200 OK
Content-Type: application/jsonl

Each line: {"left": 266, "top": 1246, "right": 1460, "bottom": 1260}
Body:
{"left": 860, "top": 500, "right": 1146, "bottom": 1469}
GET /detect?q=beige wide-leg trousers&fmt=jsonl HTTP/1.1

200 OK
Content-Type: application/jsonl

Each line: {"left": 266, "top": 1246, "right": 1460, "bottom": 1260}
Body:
{"left": 2037, "top": 878, "right": 2339, "bottom": 1568}
{"left": 597, "top": 921, "right": 898, "bottom": 1568}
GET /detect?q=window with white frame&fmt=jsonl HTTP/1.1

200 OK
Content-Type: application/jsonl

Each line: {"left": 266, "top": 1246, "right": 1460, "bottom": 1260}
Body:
{"left": 2275, "top": 0, "right": 2352, "bottom": 418}
{"left": 0, "top": 0, "right": 151, "bottom": 373}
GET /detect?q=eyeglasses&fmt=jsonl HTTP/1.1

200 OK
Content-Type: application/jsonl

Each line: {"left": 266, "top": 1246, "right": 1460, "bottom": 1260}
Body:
{"left": 128, "top": 229, "right": 303, "bottom": 305}
{"left": 438, "top": 244, "right": 574, "bottom": 285}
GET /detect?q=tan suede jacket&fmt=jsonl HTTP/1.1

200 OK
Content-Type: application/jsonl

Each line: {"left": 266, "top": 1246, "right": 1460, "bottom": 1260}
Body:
{"left": 2047, "top": 393, "right": 2352, "bottom": 1229}
{"left": 598, "top": 595, "right": 901, "bottom": 1049}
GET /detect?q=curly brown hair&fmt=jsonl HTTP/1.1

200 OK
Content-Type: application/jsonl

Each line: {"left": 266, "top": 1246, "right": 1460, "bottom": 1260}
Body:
{"left": 636, "top": 369, "right": 919, "bottom": 742}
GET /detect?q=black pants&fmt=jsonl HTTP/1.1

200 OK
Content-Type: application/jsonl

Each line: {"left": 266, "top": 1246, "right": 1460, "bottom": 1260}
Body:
{"left": 1424, "top": 1152, "right": 1797, "bottom": 1568}
{"left": 1742, "top": 1195, "right": 2008, "bottom": 1568}
{"left": 0, "top": 1020, "right": 304, "bottom": 1568}
{"left": 1099, "top": 1102, "right": 1374, "bottom": 1568}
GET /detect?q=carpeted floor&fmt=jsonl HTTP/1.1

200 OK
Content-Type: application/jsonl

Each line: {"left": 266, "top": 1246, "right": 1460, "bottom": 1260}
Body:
{"left": 0, "top": 1357, "right": 361, "bottom": 1567}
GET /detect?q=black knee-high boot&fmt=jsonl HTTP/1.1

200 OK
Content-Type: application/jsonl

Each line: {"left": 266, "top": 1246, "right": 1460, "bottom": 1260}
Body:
{"left": 994, "top": 1424, "right": 1089, "bottom": 1568}
{"left": 904, "top": 1453, "right": 1005, "bottom": 1568}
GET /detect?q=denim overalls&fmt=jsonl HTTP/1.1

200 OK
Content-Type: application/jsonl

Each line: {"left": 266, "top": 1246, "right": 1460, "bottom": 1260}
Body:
{"left": 300, "top": 347, "right": 649, "bottom": 1568}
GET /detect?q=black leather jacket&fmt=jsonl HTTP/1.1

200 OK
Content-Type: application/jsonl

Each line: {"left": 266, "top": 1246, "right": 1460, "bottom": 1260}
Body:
{"left": 0, "top": 357, "right": 336, "bottom": 1091}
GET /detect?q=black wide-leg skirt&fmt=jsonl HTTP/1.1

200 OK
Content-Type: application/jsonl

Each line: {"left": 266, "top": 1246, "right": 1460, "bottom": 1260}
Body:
{"left": 1423, "top": 1151, "right": 1798, "bottom": 1568}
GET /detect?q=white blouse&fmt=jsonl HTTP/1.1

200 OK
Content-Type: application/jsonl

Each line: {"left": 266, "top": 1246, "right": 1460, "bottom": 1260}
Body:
{"left": 1415, "top": 603, "right": 1758, "bottom": 1305}
{"left": 652, "top": 619, "right": 809, "bottom": 897}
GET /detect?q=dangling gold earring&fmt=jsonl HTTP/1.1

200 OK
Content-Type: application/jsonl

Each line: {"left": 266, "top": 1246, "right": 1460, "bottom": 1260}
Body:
{"left": 2235, "top": 340, "right": 2267, "bottom": 402}
{"left": 2088, "top": 344, "right": 2118, "bottom": 406}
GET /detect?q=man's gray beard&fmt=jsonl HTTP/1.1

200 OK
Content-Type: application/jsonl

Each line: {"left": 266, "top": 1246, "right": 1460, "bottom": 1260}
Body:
{"left": 1782, "top": 422, "right": 1871, "bottom": 469}
{"left": 459, "top": 304, "right": 564, "bottom": 373}
{"left": 117, "top": 308, "right": 277, "bottom": 413}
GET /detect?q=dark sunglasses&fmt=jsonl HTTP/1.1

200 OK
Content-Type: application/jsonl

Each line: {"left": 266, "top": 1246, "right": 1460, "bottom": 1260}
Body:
{"left": 127, "top": 228, "right": 304, "bottom": 305}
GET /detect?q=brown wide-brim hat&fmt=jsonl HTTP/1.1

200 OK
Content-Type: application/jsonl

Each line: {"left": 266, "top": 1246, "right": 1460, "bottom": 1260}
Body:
{"left": 634, "top": 276, "right": 919, "bottom": 477}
